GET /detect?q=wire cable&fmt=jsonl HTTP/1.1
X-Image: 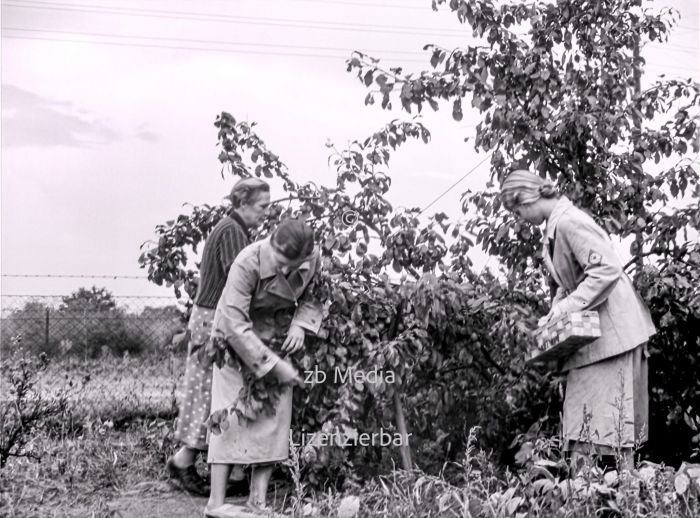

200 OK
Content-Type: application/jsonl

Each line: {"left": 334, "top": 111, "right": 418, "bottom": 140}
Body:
{"left": 1, "top": 26, "right": 433, "bottom": 55}
{"left": 0, "top": 33, "right": 431, "bottom": 61}
{"left": 0, "top": 293, "right": 175, "bottom": 298}
{"left": 3, "top": 31, "right": 695, "bottom": 72}
{"left": 4, "top": 0, "right": 471, "bottom": 37}
{"left": 8, "top": 0, "right": 698, "bottom": 40}
{"left": 419, "top": 153, "right": 492, "bottom": 215}
{"left": 236, "top": 0, "right": 436, "bottom": 10}
{"left": 1, "top": 274, "right": 149, "bottom": 279}
{"left": 7, "top": 26, "right": 695, "bottom": 56}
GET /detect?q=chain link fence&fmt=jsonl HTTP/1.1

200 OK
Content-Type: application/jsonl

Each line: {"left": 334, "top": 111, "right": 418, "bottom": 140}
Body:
{"left": 1, "top": 294, "right": 191, "bottom": 420}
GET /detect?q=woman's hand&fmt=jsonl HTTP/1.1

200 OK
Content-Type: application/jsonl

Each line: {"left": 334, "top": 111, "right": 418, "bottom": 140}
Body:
{"left": 269, "top": 358, "right": 303, "bottom": 386}
{"left": 281, "top": 324, "right": 306, "bottom": 354}
{"left": 538, "top": 304, "right": 564, "bottom": 328}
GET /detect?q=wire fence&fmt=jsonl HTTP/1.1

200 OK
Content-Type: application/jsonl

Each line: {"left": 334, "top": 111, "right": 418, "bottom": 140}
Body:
{"left": 1, "top": 294, "right": 191, "bottom": 420}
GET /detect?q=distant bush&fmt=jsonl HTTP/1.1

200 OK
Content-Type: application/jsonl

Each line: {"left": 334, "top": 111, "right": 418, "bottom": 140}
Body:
{"left": 0, "top": 290, "right": 182, "bottom": 359}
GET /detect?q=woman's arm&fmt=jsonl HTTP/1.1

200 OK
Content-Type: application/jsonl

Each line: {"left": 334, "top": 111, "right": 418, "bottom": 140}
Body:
{"left": 554, "top": 216, "right": 622, "bottom": 315}
{"left": 281, "top": 254, "right": 324, "bottom": 354}
{"left": 290, "top": 254, "right": 324, "bottom": 335}
{"left": 552, "top": 285, "right": 566, "bottom": 304}
{"left": 213, "top": 253, "right": 281, "bottom": 379}
{"left": 539, "top": 285, "right": 568, "bottom": 325}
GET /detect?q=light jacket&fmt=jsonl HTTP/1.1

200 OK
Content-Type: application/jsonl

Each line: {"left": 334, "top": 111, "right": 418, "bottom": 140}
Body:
{"left": 213, "top": 238, "right": 324, "bottom": 378}
{"left": 543, "top": 197, "right": 656, "bottom": 371}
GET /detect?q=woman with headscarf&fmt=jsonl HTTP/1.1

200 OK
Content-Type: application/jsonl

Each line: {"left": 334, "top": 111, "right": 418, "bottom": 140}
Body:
{"left": 500, "top": 169, "right": 656, "bottom": 467}
{"left": 167, "top": 178, "right": 270, "bottom": 496}
{"left": 204, "top": 219, "right": 323, "bottom": 517}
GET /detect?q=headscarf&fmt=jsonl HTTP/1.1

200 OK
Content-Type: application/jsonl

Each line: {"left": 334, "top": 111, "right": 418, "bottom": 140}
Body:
{"left": 271, "top": 219, "right": 315, "bottom": 260}
{"left": 499, "top": 169, "right": 555, "bottom": 210}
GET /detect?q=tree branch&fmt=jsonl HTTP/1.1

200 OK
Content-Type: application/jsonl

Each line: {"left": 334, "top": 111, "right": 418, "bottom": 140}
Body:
{"left": 623, "top": 246, "right": 670, "bottom": 271}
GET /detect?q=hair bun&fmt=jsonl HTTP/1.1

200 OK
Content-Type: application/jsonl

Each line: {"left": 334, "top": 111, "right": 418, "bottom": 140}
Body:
{"left": 539, "top": 184, "right": 557, "bottom": 198}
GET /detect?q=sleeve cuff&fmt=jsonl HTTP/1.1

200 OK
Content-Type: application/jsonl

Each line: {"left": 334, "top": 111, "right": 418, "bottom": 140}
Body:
{"left": 291, "top": 317, "right": 322, "bottom": 336}
{"left": 254, "top": 350, "right": 281, "bottom": 379}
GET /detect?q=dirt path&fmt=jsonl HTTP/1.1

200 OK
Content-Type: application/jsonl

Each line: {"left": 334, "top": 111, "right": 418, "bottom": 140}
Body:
{"left": 106, "top": 481, "right": 210, "bottom": 517}
{"left": 107, "top": 480, "right": 291, "bottom": 518}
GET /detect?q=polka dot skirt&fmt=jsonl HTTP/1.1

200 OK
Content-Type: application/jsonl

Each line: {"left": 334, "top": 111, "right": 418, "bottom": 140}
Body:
{"left": 173, "top": 305, "right": 216, "bottom": 450}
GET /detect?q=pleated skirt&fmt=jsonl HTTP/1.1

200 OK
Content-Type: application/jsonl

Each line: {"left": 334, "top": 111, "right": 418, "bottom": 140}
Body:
{"left": 563, "top": 343, "right": 648, "bottom": 454}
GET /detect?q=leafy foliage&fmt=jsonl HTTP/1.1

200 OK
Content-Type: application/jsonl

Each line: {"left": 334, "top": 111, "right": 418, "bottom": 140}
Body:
{"left": 299, "top": 431, "right": 700, "bottom": 518}
{"left": 203, "top": 335, "right": 291, "bottom": 433}
{"left": 349, "top": 0, "right": 699, "bottom": 274}
{"left": 139, "top": 112, "right": 552, "bottom": 484}
{"left": 346, "top": 0, "right": 700, "bottom": 463}
{"left": 139, "top": 0, "right": 700, "bottom": 484}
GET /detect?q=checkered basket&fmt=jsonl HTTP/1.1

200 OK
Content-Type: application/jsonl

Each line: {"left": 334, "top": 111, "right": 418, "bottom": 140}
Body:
{"left": 528, "top": 310, "right": 601, "bottom": 364}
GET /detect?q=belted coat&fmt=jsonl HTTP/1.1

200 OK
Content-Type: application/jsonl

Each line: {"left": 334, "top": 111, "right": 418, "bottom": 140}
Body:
{"left": 207, "top": 237, "right": 323, "bottom": 464}
{"left": 213, "top": 237, "right": 323, "bottom": 377}
{"left": 543, "top": 197, "right": 656, "bottom": 371}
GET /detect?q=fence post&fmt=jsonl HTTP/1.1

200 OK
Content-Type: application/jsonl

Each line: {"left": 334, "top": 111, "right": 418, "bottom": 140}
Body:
{"left": 45, "top": 308, "right": 50, "bottom": 351}
{"left": 83, "top": 308, "right": 88, "bottom": 361}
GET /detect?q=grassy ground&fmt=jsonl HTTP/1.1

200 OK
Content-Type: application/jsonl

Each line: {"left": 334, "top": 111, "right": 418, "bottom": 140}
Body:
{"left": 0, "top": 354, "right": 299, "bottom": 517}
{"left": 0, "top": 418, "right": 286, "bottom": 518}
{"left": 2, "top": 354, "right": 699, "bottom": 517}
{"left": 0, "top": 416, "right": 299, "bottom": 518}
{"left": 2, "top": 419, "right": 700, "bottom": 517}
{"left": 33, "top": 355, "right": 184, "bottom": 419}
{"left": 1, "top": 418, "right": 175, "bottom": 517}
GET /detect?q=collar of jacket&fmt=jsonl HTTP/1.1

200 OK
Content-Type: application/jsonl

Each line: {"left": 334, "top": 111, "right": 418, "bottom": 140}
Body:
{"left": 259, "top": 239, "right": 312, "bottom": 280}
{"left": 228, "top": 209, "right": 251, "bottom": 240}
{"left": 544, "top": 196, "right": 573, "bottom": 242}
{"left": 541, "top": 196, "right": 572, "bottom": 291}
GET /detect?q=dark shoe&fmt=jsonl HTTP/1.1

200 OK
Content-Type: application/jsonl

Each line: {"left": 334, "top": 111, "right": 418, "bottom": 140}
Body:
{"left": 225, "top": 477, "right": 249, "bottom": 497}
{"left": 167, "top": 457, "right": 210, "bottom": 496}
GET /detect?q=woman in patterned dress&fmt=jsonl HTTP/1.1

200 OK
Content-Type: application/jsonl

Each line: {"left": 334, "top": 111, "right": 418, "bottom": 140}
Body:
{"left": 166, "top": 178, "right": 270, "bottom": 495}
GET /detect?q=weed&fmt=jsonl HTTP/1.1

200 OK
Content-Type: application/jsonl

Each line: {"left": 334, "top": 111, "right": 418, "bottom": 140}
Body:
{"left": 0, "top": 336, "right": 84, "bottom": 468}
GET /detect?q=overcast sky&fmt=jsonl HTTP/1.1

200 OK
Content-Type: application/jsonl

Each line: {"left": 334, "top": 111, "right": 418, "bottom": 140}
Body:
{"left": 1, "top": 0, "right": 698, "bottom": 301}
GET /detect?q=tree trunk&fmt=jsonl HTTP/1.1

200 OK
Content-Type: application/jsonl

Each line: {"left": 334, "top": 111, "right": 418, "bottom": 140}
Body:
{"left": 393, "top": 389, "right": 412, "bottom": 470}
